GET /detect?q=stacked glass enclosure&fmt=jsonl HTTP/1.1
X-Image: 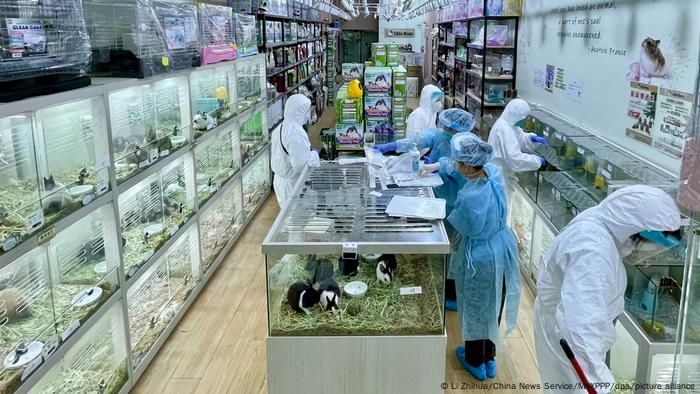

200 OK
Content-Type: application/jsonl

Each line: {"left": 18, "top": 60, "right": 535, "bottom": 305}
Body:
{"left": 193, "top": 123, "right": 241, "bottom": 207}
{"left": 512, "top": 105, "right": 695, "bottom": 387}
{"left": 242, "top": 146, "right": 270, "bottom": 218}
{"left": 239, "top": 107, "right": 268, "bottom": 166}
{"left": 198, "top": 177, "right": 243, "bottom": 273}
{"left": 190, "top": 63, "right": 237, "bottom": 139}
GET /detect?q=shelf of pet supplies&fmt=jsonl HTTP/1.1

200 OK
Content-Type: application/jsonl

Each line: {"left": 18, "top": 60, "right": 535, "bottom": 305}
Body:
{"left": 267, "top": 54, "right": 322, "bottom": 77}
{"left": 286, "top": 74, "right": 315, "bottom": 94}
{"left": 466, "top": 68, "right": 514, "bottom": 80}
{"left": 194, "top": 101, "right": 266, "bottom": 147}
{"left": 124, "top": 213, "right": 199, "bottom": 291}
{"left": 466, "top": 90, "right": 506, "bottom": 107}
{"left": 0, "top": 191, "right": 113, "bottom": 271}
{"left": 11, "top": 291, "right": 123, "bottom": 394}
{"left": 467, "top": 43, "right": 516, "bottom": 50}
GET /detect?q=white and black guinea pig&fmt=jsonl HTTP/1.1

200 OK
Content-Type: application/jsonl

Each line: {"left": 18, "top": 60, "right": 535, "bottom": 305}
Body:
{"left": 338, "top": 256, "right": 359, "bottom": 277}
{"left": 287, "top": 282, "right": 320, "bottom": 314}
{"left": 376, "top": 254, "right": 397, "bottom": 284}
{"left": 318, "top": 278, "right": 340, "bottom": 312}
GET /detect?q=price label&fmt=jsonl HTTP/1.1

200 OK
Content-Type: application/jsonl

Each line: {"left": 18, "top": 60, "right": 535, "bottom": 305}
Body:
{"left": 60, "top": 320, "right": 81, "bottom": 342}
{"left": 400, "top": 286, "right": 423, "bottom": 296}
{"left": 577, "top": 147, "right": 585, "bottom": 155}
{"left": 543, "top": 130, "right": 550, "bottom": 137}
{"left": 12, "top": 53, "right": 22, "bottom": 58}
{"left": 601, "top": 169, "right": 612, "bottom": 179}
{"left": 160, "top": 149, "right": 170, "bottom": 157}
{"left": 607, "top": 163, "right": 613, "bottom": 172}
{"left": 370, "top": 191, "right": 382, "bottom": 197}
{"left": 26, "top": 210, "right": 45, "bottom": 232}
{"left": 150, "top": 149, "right": 159, "bottom": 162}
{"left": 555, "top": 190, "right": 561, "bottom": 201}
{"left": 97, "top": 180, "right": 108, "bottom": 195}
{"left": 162, "top": 56, "right": 170, "bottom": 66}
{"left": 138, "top": 159, "right": 150, "bottom": 169}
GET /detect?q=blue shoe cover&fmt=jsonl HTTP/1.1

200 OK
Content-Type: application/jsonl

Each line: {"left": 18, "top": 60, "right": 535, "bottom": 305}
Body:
{"left": 485, "top": 360, "right": 496, "bottom": 378}
{"left": 455, "top": 346, "right": 486, "bottom": 381}
{"left": 445, "top": 300, "right": 458, "bottom": 311}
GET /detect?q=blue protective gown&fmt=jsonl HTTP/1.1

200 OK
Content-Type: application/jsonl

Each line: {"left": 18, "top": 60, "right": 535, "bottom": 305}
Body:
{"left": 439, "top": 161, "right": 521, "bottom": 343}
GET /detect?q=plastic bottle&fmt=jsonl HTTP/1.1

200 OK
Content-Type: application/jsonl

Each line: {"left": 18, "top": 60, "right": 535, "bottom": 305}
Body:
{"left": 410, "top": 143, "right": 420, "bottom": 177}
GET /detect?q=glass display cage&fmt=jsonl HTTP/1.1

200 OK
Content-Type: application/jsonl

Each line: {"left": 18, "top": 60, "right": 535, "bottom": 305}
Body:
{"left": 28, "top": 302, "right": 128, "bottom": 394}
{"left": 197, "top": 3, "right": 236, "bottom": 65}
{"left": 262, "top": 162, "right": 449, "bottom": 338}
{"left": 0, "top": 114, "right": 43, "bottom": 253}
{"left": 34, "top": 97, "right": 111, "bottom": 225}
{"left": 528, "top": 214, "right": 556, "bottom": 287}
{"left": 194, "top": 123, "right": 241, "bottom": 208}
{"left": 0, "top": 0, "right": 92, "bottom": 101}
{"left": 242, "top": 147, "right": 270, "bottom": 219}
{"left": 239, "top": 108, "right": 268, "bottom": 166}
{"left": 535, "top": 171, "right": 597, "bottom": 231}
{"left": 127, "top": 225, "right": 199, "bottom": 368}
{"left": 235, "top": 55, "right": 266, "bottom": 113}
{"left": 117, "top": 172, "right": 165, "bottom": 279}
{"left": 159, "top": 154, "right": 196, "bottom": 237}
{"left": 198, "top": 176, "right": 243, "bottom": 273}
{"left": 109, "top": 76, "right": 191, "bottom": 184}
{"left": 83, "top": 0, "right": 200, "bottom": 77}
{"left": 189, "top": 63, "right": 237, "bottom": 139}
{"left": 508, "top": 185, "right": 535, "bottom": 271}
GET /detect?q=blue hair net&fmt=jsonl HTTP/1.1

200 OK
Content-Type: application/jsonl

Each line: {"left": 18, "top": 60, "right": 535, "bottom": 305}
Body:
{"left": 450, "top": 133, "right": 493, "bottom": 167}
{"left": 439, "top": 109, "right": 476, "bottom": 134}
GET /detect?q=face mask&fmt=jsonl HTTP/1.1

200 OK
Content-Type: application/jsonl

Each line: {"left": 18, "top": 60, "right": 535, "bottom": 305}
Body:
{"left": 514, "top": 119, "right": 525, "bottom": 128}
{"left": 432, "top": 100, "right": 443, "bottom": 112}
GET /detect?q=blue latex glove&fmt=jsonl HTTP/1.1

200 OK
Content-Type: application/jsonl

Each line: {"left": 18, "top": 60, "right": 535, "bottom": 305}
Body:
{"left": 423, "top": 156, "right": 433, "bottom": 165}
{"left": 531, "top": 136, "right": 548, "bottom": 145}
{"left": 540, "top": 157, "right": 546, "bottom": 167}
{"left": 374, "top": 142, "right": 398, "bottom": 154}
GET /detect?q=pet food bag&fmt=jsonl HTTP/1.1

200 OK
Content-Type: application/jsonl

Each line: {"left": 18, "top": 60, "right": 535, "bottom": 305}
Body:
{"left": 364, "top": 67, "right": 393, "bottom": 95}
{"left": 365, "top": 95, "right": 392, "bottom": 118}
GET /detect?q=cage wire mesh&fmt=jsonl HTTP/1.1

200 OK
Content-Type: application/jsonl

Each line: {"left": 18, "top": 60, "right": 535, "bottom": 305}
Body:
{"left": 197, "top": 3, "right": 236, "bottom": 65}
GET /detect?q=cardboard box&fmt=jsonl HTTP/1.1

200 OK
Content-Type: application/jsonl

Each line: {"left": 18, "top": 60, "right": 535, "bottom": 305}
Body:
{"left": 387, "top": 44, "right": 400, "bottom": 66}
{"left": 407, "top": 77, "right": 419, "bottom": 97}
{"left": 366, "top": 120, "right": 395, "bottom": 144}
{"left": 341, "top": 63, "right": 364, "bottom": 82}
{"left": 391, "top": 65, "right": 407, "bottom": 97}
{"left": 371, "top": 43, "right": 387, "bottom": 66}
{"left": 274, "top": 22, "right": 283, "bottom": 42}
{"left": 364, "top": 67, "right": 392, "bottom": 95}
{"left": 336, "top": 123, "right": 364, "bottom": 146}
{"left": 336, "top": 84, "right": 363, "bottom": 123}
{"left": 392, "top": 97, "right": 407, "bottom": 125}
{"left": 469, "top": 0, "right": 484, "bottom": 17}
{"left": 266, "top": 21, "right": 276, "bottom": 44}
{"left": 365, "top": 95, "right": 392, "bottom": 118}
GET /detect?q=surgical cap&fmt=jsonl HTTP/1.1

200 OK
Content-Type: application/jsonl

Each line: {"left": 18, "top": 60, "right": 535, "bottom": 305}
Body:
{"left": 439, "top": 109, "right": 476, "bottom": 134}
{"left": 451, "top": 132, "right": 493, "bottom": 167}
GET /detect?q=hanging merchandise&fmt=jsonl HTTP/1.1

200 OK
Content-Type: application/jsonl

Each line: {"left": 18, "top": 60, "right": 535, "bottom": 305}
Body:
{"left": 198, "top": 3, "right": 237, "bottom": 65}
{"left": 0, "top": 0, "right": 92, "bottom": 101}
{"left": 234, "top": 13, "right": 258, "bottom": 57}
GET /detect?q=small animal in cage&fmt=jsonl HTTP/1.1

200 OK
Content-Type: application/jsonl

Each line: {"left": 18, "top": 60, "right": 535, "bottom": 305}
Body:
{"left": 0, "top": 288, "right": 31, "bottom": 324}
{"left": 287, "top": 281, "right": 319, "bottom": 314}
{"left": 214, "top": 85, "right": 229, "bottom": 106}
{"left": 124, "top": 143, "right": 149, "bottom": 166}
{"left": 319, "top": 278, "right": 340, "bottom": 312}
{"left": 193, "top": 112, "right": 215, "bottom": 132}
{"left": 77, "top": 168, "right": 90, "bottom": 185}
{"left": 39, "top": 176, "right": 74, "bottom": 215}
{"left": 376, "top": 254, "right": 397, "bottom": 284}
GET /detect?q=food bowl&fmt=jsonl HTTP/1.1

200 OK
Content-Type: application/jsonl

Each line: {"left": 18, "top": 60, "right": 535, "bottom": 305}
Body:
{"left": 68, "top": 185, "right": 95, "bottom": 198}
{"left": 361, "top": 254, "right": 382, "bottom": 262}
{"left": 170, "top": 135, "right": 187, "bottom": 146}
{"left": 93, "top": 261, "right": 108, "bottom": 275}
{"left": 144, "top": 223, "right": 165, "bottom": 237}
{"left": 344, "top": 281, "right": 368, "bottom": 298}
{"left": 72, "top": 286, "right": 103, "bottom": 308}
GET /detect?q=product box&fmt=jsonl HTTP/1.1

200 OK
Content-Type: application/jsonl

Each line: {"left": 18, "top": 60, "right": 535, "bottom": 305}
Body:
{"left": 487, "top": 0, "right": 521, "bottom": 16}
{"left": 336, "top": 84, "right": 363, "bottom": 123}
{"left": 274, "top": 21, "right": 283, "bottom": 42}
{"left": 364, "top": 66, "right": 393, "bottom": 95}
{"left": 371, "top": 43, "right": 387, "bottom": 66}
{"left": 365, "top": 95, "right": 392, "bottom": 118}
{"left": 291, "top": 22, "right": 298, "bottom": 40}
{"left": 284, "top": 21, "right": 293, "bottom": 41}
{"left": 366, "top": 120, "right": 395, "bottom": 144}
{"left": 469, "top": 0, "right": 484, "bottom": 17}
{"left": 342, "top": 63, "right": 364, "bottom": 82}
{"left": 387, "top": 44, "right": 400, "bottom": 66}
{"left": 266, "top": 21, "right": 276, "bottom": 44}
{"left": 336, "top": 123, "right": 364, "bottom": 147}
{"left": 407, "top": 77, "right": 419, "bottom": 97}
{"left": 392, "top": 97, "right": 407, "bottom": 125}
{"left": 391, "top": 65, "right": 407, "bottom": 97}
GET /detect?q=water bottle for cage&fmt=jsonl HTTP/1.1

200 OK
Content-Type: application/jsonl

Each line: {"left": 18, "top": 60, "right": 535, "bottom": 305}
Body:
{"left": 410, "top": 143, "right": 420, "bottom": 177}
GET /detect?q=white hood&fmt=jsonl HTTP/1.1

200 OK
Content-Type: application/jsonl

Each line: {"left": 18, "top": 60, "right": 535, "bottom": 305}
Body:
{"left": 501, "top": 98, "right": 530, "bottom": 126}
{"left": 419, "top": 84, "right": 442, "bottom": 112}
{"left": 570, "top": 185, "right": 681, "bottom": 245}
{"left": 284, "top": 94, "right": 311, "bottom": 125}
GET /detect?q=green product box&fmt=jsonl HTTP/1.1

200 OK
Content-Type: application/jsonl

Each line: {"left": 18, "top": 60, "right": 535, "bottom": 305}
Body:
{"left": 387, "top": 44, "right": 400, "bottom": 66}
{"left": 391, "top": 65, "right": 407, "bottom": 97}
{"left": 392, "top": 97, "right": 407, "bottom": 125}
{"left": 364, "top": 66, "right": 393, "bottom": 96}
{"left": 335, "top": 85, "right": 363, "bottom": 124}
{"left": 372, "top": 43, "right": 387, "bottom": 66}
{"left": 284, "top": 21, "right": 293, "bottom": 42}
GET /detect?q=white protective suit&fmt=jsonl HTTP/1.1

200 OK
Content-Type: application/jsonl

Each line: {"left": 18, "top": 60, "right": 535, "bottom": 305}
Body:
{"left": 406, "top": 84, "right": 443, "bottom": 137}
{"left": 271, "top": 94, "right": 320, "bottom": 207}
{"left": 534, "top": 186, "right": 680, "bottom": 393}
{"left": 487, "top": 99, "right": 541, "bottom": 180}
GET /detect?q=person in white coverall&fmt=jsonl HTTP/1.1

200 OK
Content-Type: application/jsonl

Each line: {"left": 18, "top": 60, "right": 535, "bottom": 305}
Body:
{"left": 487, "top": 98, "right": 546, "bottom": 182}
{"left": 406, "top": 84, "right": 444, "bottom": 137}
{"left": 535, "top": 185, "right": 681, "bottom": 393}
{"left": 271, "top": 94, "right": 320, "bottom": 207}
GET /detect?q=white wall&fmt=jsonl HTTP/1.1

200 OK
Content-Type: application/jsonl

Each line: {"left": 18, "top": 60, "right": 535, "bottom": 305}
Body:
{"left": 517, "top": 0, "right": 700, "bottom": 174}
{"left": 379, "top": 15, "right": 427, "bottom": 52}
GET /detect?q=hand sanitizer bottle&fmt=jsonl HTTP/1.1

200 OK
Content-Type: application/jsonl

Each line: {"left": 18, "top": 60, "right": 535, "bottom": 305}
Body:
{"left": 410, "top": 143, "right": 420, "bottom": 177}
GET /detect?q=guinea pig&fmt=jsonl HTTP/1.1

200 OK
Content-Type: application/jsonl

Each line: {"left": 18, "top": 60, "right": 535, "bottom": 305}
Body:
{"left": 287, "top": 282, "right": 320, "bottom": 314}
{"left": 318, "top": 278, "right": 340, "bottom": 312}
{"left": 376, "top": 254, "right": 397, "bottom": 284}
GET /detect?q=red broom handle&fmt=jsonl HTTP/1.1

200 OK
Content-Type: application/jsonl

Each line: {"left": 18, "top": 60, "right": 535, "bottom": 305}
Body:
{"left": 559, "top": 339, "right": 597, "bottom": 394}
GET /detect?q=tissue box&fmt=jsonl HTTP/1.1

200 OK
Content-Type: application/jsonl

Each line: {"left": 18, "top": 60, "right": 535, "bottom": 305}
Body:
{"left": 336, "top": 123, "right": 364, "bottom": 146}
{"left": 392, "top": 65, "right": 407, "bottom": 97}
{"left": 392, "top": 97, "right": 407, "bottom": 125}
{"left": 364, "top": 67, "right": 393, "bottom": 95}
{"left": 387, "top": 44, "right": 400, "bottom": 66}
{"left": 342, "top": 63, "right": 364, "bottom": 82}
{"left": 365, "top": 95, "right": 392, "bottom": 118}
{"left": 407, "top": 77, "right": 419, "bottom": 97}
{"left": 372, "top": 43, "right": 387, "bottom": 66}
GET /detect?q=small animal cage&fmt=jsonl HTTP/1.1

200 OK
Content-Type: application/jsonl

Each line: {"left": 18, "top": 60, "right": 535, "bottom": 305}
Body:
{"left": 198, "top": 3, "right": 236, "bottom": 65}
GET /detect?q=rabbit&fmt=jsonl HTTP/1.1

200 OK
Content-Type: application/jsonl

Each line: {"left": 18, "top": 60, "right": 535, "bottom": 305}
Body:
{"left": 318, "top": 278, "right": 340, "bottom": 312}
{"left": 39, "top": 176, "right": 74, "bottom": 215}
{"left": 287, "top": 282, "right": 320, "bottom": 314}
{"left": 376, "top": 254, "right": 397, "bottom": 284}
{"left": 338, "top": 256, "right": 359, "bottom": 277}
{"left": 310, "top": 260, "right": 334, "bottom": 284}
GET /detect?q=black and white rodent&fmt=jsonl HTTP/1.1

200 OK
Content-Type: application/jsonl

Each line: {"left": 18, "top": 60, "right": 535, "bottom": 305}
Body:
{"left": 318, "top": 277, "right": 340, "bottom": 312}
{"left": 287, "top": 281, "right": 320, "bottom": 314}
{"left": 376, "top": 254, "right": 397, "bottom": 284}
